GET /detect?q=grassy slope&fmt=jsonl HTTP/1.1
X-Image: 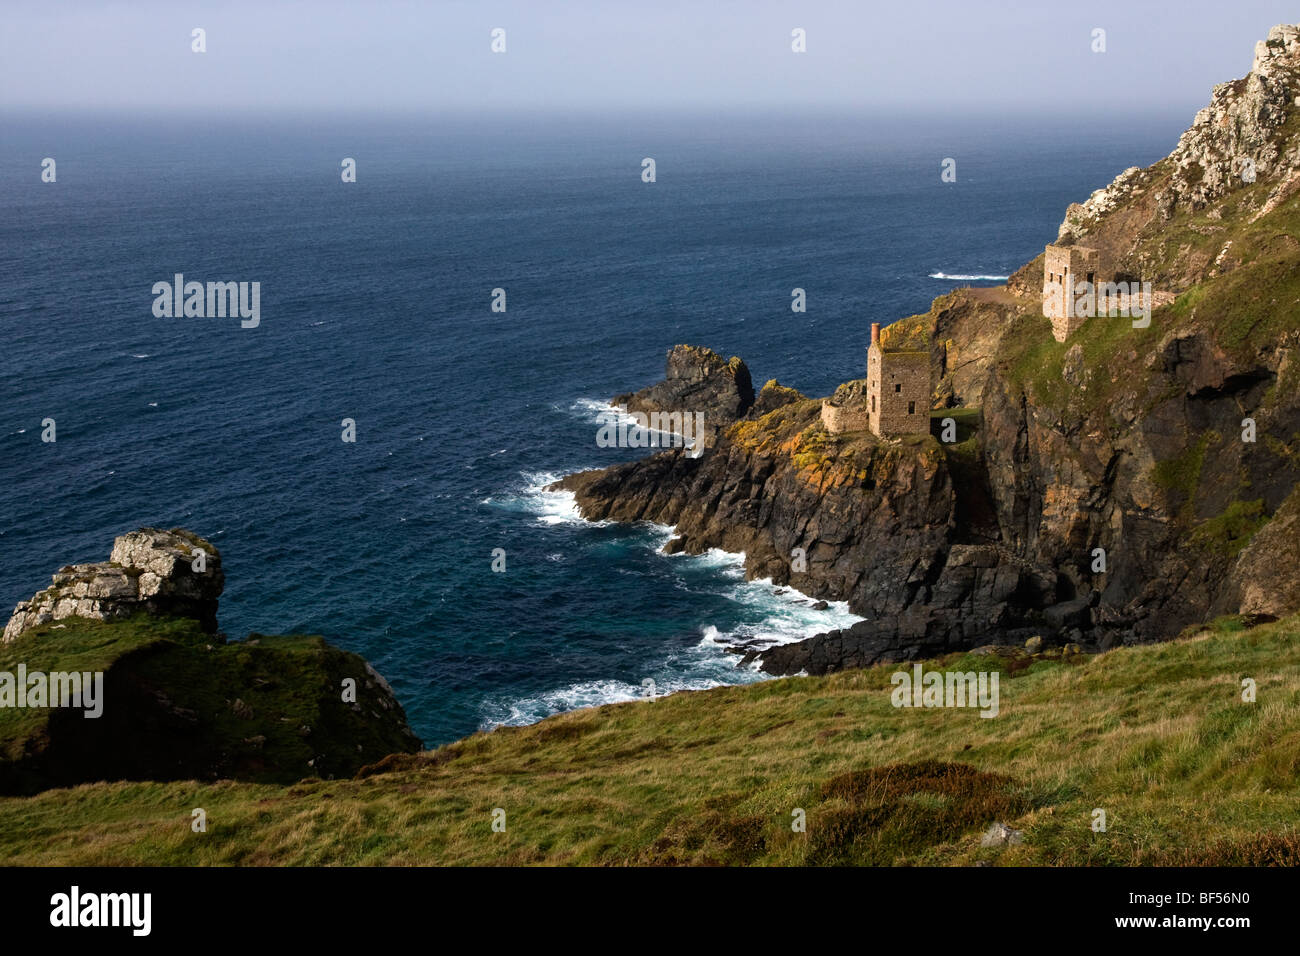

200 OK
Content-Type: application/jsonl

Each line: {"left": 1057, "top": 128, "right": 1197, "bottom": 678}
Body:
{"left": 1, "top": 615, "right": 1296, "bottom": 866}
{"left": 978, "top": 185, "right": 1300, "bottom": 565}
{"left": 0, "top": 616, "right": 186, "bottom": 756}
{"left": 999, "top": 180, "right": 1300, "bottom": 419}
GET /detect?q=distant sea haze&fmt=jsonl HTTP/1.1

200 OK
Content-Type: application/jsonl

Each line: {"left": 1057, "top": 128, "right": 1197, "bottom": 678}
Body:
{"left": 0, "top": 112, "right": 1185, "bottom": 745}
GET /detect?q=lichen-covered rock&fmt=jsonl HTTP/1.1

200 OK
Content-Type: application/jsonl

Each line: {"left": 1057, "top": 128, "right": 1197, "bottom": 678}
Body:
{"left": 3, "top": 527, "right": 223, "bottom": 643}
{"left": 980, "top": 822, "right": 1024, "bottom": 848}
{"left": 1157, "top": 25, "right": 1300, "bottom": 216}
{"left": 554, "top": 395, "right": 1061, "bottom": 672}
{"left": 750, "top": 379, "right": 806, "bottom": 418}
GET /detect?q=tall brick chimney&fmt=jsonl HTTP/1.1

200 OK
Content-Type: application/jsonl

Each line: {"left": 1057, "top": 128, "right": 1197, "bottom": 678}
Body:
{"left": 870, "top": 322, "right": 880, "bottom": 347}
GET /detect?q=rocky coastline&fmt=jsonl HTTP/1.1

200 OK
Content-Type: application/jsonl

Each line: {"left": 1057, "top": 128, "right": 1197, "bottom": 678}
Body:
{"left": 552, "top": 26, "right": 1300, "bottom": 676}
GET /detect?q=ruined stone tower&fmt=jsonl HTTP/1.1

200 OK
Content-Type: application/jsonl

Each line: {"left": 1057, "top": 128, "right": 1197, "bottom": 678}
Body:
{"left": 866, "top": 322, "right": 930, "bottom": 438}
{"left": 1042, "top": 243, "right": 1100, "bottom": 342}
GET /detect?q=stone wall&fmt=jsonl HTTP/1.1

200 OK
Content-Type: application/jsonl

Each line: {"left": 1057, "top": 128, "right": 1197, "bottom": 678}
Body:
{"left": 820, "top": 379, "right": 870, "bottom": 434}
{"left": 820, "top": 399, "right": 869, "bottom": 434}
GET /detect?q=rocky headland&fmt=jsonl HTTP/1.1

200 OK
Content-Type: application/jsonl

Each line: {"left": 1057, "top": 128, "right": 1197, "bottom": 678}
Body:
{"left": 0, "top": 529, "right": 421, "bottom": 795}
{"left": 554, "top": 24, "right": 1300, "bottom": 676}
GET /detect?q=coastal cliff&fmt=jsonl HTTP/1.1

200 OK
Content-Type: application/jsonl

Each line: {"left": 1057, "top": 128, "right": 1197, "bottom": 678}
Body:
{"left": 555, "top": 25, "right": 1300, "bottom": 674}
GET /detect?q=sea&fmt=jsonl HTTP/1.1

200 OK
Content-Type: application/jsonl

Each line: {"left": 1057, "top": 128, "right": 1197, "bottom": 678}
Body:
{"left": 0, "top": 110, "right": 1186, "bottom": 745}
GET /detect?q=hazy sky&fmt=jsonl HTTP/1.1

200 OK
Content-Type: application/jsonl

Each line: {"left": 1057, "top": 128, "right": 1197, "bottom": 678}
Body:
{"left": 2, "top": 0, "right": 1296, "bottom": 116}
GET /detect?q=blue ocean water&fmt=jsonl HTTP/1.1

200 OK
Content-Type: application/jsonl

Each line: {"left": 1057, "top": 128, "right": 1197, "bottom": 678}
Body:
{"left": 0, "top": 111, "right": 1185, "bottom": 745}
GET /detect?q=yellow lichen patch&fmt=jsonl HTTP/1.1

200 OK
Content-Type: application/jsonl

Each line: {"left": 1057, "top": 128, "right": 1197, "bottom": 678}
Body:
{"left": 727, "top": 418, "right": 770, "bottom": 451}
{"left": 727, "top": 399, "right": 822, "bottom": 453}
{"left": 880, "top": 314, "right": 934, "bottom": 352}
{"left": 784, "top": 428, "right": 870, "bottom": 491}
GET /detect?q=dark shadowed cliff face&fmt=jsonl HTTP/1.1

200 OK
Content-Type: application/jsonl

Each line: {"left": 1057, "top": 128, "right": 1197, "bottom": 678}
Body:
{"left": 556, "top": 396, "right": 1063, "bottom": 670}
{"left": 559, "top": 399, "right": 954, "bottom": 614}
{"left": 556, "top": 25, "right": 1300, "bottom": 676}
{"left": 979, "top": 323, "right": 1298, "bottom": 646}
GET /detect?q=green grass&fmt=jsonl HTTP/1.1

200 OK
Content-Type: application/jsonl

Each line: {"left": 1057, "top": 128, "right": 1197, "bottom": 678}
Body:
{"left": 1150, "top": 168, "right": 1300, "bottom": 357}
{"left": 1190, "top": 499, "right": 1268, "bottom": 557}
{"left": 997, "top": 303, "right": 1169, "bottom": 428}
{"left": 932, "top": 406, "right": 979, "bottom": 441}
{"left": 1151, "top": 431, "right": 1214, "bottom": 518}
{"left": 0, "top": 616, "right": 187, "bottom": 755}
{"left": 2, "top": 615, "right": 1298, "bottom": 865}
{"left": 997, "top": 180, "right": 1300, "bottom": 429}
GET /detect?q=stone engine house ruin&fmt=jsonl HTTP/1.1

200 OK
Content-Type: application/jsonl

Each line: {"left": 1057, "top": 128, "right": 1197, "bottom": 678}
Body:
{"left": 1042, "top": 243, "right": 1100, "bottom": 342}
{"left": 821, "top": 322, "right": 931, "bottom": 439}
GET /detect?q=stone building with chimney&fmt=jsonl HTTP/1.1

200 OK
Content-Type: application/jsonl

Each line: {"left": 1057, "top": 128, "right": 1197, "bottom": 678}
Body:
{"left": 866, "top": 322, "right": 930, "bottom": 438}
{"left": 822, "top": 322, "right": 930, "bottom": 438}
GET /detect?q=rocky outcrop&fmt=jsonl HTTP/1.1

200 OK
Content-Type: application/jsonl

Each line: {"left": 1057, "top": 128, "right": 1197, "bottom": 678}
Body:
{"left": 555, "top": 390, "right": 1065, "bottom": 666}
{"left": 3, "top": 528, "right": 223, "bottom": 643}
{"left": 1219, "top": 485, "right": 1300, "bottom": 618}
{"left": 918, "top": 288, "right": 1024, "bottom": 408}
{"left": 0, "top": 529, "right": 421, "bottom": 795}
{"left": 556, "top": 400, "right": 956, "bottom": 616}
{"left": 750, "top": 379, "right": 806, "bottom": 418}
{"left": 1056, "top": 24, "right": 1300, "bottom": 289}
{"left": 751, "top": 545, "right": 1059, "bottom": 675}
{"left": 613, "top": 345, "right": 754, "bottom": 447}
{"left": 1161, "top": 25, "right": 1300, "bottom": 215}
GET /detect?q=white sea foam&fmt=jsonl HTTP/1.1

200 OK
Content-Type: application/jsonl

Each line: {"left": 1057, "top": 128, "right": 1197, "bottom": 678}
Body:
{"left": 480, "top": 532, "right": 863, "bottom": 729}
{"left": 481, "top": 679, "right": 652, "bottom": 727}
{"left": 673, "top": 546, "right": 746, "bottom": 573}
{"left": 481, "top": 470, "right": 603, "bottom": 526}
{"left": 660, "top": 544, "right": 860, "bottom": 642}
{"left": 480, "top": 461, "right": 863, "bottom": 730}
{"left": 570, "top": 397, "right": 698, "bottom": 444}
{"left": 929, "top": 272, "right": 1010, "bottom": 281}
{"left": 479, "top": 642, "right": 765, "bottom": 730}
{"left": 674, "top": 553, "right": 862, "bottom": 649}
{"left": 569, "top": 397, "right": 620, "bottom": 422}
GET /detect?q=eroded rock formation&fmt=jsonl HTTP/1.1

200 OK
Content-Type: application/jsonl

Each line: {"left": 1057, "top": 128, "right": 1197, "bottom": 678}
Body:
{"left": 613, "top": 344, "right": 755, "bottom": 447}
{"left": 4, "top": 528, "right": 223, "bottom": 643}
